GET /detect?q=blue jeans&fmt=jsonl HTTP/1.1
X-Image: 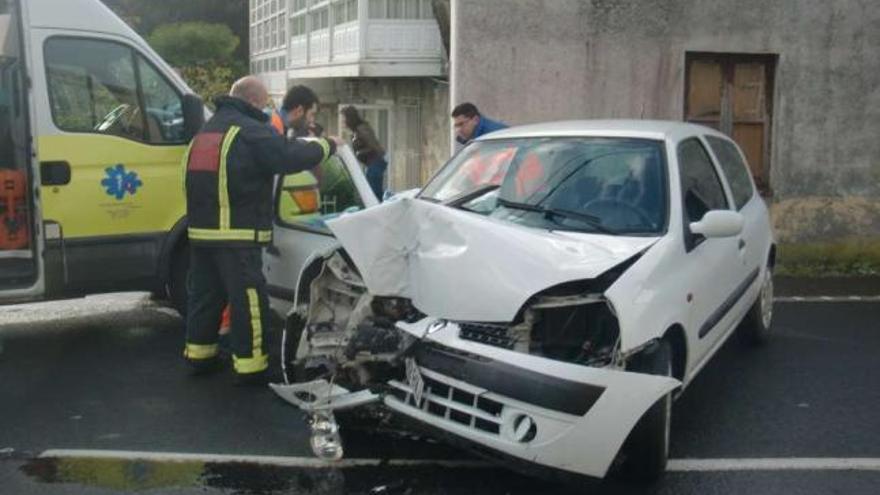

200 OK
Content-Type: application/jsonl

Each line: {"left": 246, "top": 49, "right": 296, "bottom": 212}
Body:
{"left": 366, "top": 158, "right": 387, "bottom": 200}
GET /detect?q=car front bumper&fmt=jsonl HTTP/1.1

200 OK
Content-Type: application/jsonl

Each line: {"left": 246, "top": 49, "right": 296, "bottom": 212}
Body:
{"left": 274, "top": 318, "right": 679, "bottom": 479}
{"left": 380, "top": 319, "right": 679, "bottom": 478}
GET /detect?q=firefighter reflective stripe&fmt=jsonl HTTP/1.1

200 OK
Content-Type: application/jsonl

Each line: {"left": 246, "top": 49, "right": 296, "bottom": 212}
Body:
{"left": 246, "top": 288, "right": 264, "bottom": 355}
{"left": 233, "top": 288, "right": 268, "bottom": 374}
{"left": 317, "top": 137, "right": 331, "bottom": 162}
{"left": 188, "top": 228, "right": 272, "bottom": 242}
{"left": 218, "top": 126, "right": 241, "bottom": 231}
{"left": 180, "top": 140, "right": 194, "bottom": 193}
{"left": 183, "top": 343, "right": 218, "bottom": 360}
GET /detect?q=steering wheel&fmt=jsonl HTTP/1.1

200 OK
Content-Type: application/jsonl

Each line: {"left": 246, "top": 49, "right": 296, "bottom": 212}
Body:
{"left": 582, "top": 198, "right": 654, "bottom": 228}
{"left": 95, "top": 103, "right": 141, "bottom": 137}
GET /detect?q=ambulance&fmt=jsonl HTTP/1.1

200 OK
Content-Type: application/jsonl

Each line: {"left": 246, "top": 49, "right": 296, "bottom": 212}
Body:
{"left": 0, "top": 0, "right": 377, "bottom": 313}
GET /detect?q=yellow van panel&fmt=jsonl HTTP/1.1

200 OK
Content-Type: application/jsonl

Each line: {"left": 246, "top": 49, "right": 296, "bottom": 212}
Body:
{"left": 39, "top": 134, "right": 186, "bottom": 238}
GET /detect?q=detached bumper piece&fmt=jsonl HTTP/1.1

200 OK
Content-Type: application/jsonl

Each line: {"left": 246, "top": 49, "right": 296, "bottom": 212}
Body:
{"left": 270, "top": 380, "right": 379, "bottom": 412}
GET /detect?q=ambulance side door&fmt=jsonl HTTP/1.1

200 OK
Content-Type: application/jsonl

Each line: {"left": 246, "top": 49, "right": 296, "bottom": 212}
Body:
{"left": 33, "top": 32, "right": 188, "bottom": 295}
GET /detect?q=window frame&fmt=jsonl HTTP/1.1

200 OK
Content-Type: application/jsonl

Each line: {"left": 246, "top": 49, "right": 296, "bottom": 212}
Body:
{"left": 418, "top": 136, "right": 672, "bottom": 237}
{"left": 43, "top": 35, "right": 187, "bottom": 146}
{"left": 704, "top": 134, "right": 756, "bottom": 211}
{"left": 677, "top": 136, "right": 732, "bottom": 252}
{"left": 683, "top": 52, "right": 777, "bottom": 195}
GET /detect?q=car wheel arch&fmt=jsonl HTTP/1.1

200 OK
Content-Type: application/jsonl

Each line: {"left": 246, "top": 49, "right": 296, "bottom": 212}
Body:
{"left": 663, "top": 324, "right": 688, "bottom": 384}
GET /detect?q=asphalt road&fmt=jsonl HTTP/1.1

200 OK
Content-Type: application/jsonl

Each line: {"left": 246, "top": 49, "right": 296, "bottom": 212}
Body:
{"left": 0, "top": 293, "right": 878, "bottom": 494}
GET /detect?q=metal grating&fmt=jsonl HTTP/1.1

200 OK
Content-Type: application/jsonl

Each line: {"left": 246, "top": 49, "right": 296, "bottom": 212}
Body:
{"left": 458, "top": 322, "right": 516, "bottom": 350}
{"left": 389, "top": 372, "right": 503, "bottom": 436}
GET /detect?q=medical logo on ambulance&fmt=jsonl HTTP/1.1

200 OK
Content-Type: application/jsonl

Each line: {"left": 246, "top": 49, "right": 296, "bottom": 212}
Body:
{"left": 101, "top": 164, "right": 143, "bottom": 200}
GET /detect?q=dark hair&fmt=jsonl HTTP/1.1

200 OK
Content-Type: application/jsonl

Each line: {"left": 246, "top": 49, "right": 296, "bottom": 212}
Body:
{"left": 281, "top": 85, "right": 319, "bottom": 113}
{"left": 451, "top": 102, "right": 480, "bottom": 119}
{"left": 341, "top": 105, "right": 363, "bottom": 130}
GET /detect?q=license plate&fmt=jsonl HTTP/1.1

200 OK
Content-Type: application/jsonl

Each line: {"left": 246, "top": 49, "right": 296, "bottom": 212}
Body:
{"left": 405, "top": 357, "right": 425, "bottom": 406}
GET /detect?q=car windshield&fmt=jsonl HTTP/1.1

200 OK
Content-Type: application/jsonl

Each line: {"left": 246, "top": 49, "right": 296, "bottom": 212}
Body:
{"left": 420, "top": 137, "right": 668, "bottom": 235}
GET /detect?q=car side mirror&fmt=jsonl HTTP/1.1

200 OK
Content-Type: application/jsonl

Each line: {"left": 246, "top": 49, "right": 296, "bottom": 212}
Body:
{"left": 181, "top": 93, "right": 205, "bottom": 141}
{"left": 690, "top": 210, "right": 744, "bottom": 238}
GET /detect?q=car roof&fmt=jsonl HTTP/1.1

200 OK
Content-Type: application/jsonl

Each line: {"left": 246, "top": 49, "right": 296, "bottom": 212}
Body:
{"left": 477, "top": 119, "right": 730, "bottom": 143}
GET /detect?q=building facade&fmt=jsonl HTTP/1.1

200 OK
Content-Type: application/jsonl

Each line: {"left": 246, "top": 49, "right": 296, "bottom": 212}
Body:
{"left": 451, "top": 0, "right": 880, "bottom": 248}
{"left": 250, "top": 0, "right": 450, "bottom": 191}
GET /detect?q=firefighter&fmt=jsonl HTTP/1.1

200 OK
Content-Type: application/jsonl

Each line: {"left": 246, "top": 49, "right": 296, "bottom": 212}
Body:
{"left": 183, "top": 76, "right": 337, "bottom": 384}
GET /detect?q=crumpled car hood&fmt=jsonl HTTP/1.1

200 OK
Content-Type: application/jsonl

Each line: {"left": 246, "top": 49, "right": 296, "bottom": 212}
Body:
{"left": 327, "top": 197, "right": 657, "bottom": 322}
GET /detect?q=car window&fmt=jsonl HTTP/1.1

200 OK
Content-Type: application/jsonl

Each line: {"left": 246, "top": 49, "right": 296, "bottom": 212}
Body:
{"left": 677, "top": 138, "right": 729, "bottom": 223}
{"left": 277, "top": 155, "right": 364, "bottom": 232}
{"left": 136, "top": 55, "right": 185, "bottom": 144}
{"left": 705, "top": 135, "right": 754, "bottom": 210}
{"left": 45, "top": 37, "right": 147, "bottom": 142}
{"left": 421, "top": 137, "right": 668, "bottom": 235}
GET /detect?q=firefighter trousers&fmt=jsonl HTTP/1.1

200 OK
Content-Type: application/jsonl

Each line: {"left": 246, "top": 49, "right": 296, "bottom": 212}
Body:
{"left": 184, "top": 246, "right": 270, "bottom": 375}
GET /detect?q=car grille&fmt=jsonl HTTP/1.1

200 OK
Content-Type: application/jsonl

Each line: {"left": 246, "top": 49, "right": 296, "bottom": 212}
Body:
{"left": 388, "top": 368, "right": 504, "bottom": 436}
{"left": 458, "top": 322, "right": 515, "bottom": 350}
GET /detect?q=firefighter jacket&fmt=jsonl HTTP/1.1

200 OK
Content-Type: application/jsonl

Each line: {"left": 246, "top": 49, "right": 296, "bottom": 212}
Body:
{"left": 184, "top": 96, "right": 335, "bottom": 246}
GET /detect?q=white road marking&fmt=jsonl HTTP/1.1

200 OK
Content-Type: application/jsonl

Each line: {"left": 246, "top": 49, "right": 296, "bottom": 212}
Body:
{"left": 37, "top": 449, "right": 490, "bottom": 469}
{"left": 39, "top": 450, "right": 880, "bottom": 472}
{"left": 775, "top": 296, "right": 880, "bottom": 303}
{"left": 667, "top": 458, "right": 880, "bottom": 472}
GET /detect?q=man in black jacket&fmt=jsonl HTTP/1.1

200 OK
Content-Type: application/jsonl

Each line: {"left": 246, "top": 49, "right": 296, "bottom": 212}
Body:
{"left": 183, "top": 76, "right": 337, "bottom": 384}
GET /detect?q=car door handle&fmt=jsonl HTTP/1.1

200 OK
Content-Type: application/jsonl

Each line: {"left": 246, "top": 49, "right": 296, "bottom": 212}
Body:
{"left": 738, "top": 239, "right": 747, "bottom": 250}
{"left": 40, "top": 161, "right": 71, "bottom": 186}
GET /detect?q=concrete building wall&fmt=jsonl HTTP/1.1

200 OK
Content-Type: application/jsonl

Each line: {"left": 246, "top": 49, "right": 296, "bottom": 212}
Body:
{"left": 451, "top": 0, "right": 880, "bottom": 246}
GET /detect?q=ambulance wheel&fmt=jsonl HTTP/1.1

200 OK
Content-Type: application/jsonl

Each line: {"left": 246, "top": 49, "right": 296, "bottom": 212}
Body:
{"left": 168, "top": 243, "right": 190, "bottom": 317}
{"left": 621, "top": 340, "right": 673, "bottom": 481}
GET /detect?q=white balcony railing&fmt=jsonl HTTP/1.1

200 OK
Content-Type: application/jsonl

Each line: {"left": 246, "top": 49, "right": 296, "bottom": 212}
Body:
{"left": 364, "top": 20, "right": 441, "bottom": 59}
{"left": 286, "top": 17, "right": 443, "bottom": 76}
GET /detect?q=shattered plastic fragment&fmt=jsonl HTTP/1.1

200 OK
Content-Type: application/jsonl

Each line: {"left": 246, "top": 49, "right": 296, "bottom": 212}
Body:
{"left": 310, "top": 410, "right": 344, "bottom": 461}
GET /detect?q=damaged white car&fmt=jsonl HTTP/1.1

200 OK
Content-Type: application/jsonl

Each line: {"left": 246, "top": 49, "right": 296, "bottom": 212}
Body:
{"left": 271, "top": 120, "right": 775, "bottom": 480}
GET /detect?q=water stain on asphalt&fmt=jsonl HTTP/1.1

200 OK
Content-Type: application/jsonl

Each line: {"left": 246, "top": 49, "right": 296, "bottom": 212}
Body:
{"left": 21, "top": 457, "right": 203, "bottom": 491}
{"left": 21, "top": 456, "right": 595, "bottom": 494}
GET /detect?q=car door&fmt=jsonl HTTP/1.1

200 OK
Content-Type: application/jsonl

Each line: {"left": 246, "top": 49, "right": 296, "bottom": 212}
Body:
{"left": 675, "top": 137, "right": 745, "bottom": 370}
{"left": 264, "top": 145, "right": 379, "bottom": 317}
{"left": 704, "top": 134, "right": 769, "bottom": 311}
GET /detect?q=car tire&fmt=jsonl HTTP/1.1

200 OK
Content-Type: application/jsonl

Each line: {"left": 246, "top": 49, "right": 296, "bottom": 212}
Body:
{"left": 738, "top": 266, "right": 774, "bottom": 346}
{"left": 621, "top": 340, "right": 673, "bottom": 482}
{"left": 168, "top": 243, "right": 190, "bottom": 317}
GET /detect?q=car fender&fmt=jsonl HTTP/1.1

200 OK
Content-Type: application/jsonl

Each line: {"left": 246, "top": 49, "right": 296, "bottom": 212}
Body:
{"left": 605, "top": 234, "right": 691, "bottom": 355}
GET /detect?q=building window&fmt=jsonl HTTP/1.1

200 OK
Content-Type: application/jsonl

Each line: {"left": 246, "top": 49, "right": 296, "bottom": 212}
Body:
{"left": 347, "top": 0, "right": 358, "bottom": 21}
{"left": 310, "top": 7, "right": 329, "bottom": 30}
{"left": 368, "top": 0, "right": 385, "bottom": 18}
{"left": 333, "top": 1, "right": 347, "bottom": 25}
{"left": 389, "top": 0, "right": 420, "bottom": 18}
{"left": 263, "top": 20, "right": 270, "bottom": 48}
{"left": 292, "top": 0, "right": 307, "bottom": 12}
{"left": 291, "top": 15, "right": 306, "bottom": 36}
{"left": 685, "top": 52, "right": 776, "bottom": 192}
{"left": 279, "top": 14, "right": 287, "bottom": 42}
{"left": 271, "top": 17, "right": 278, "bottom": 47}
{"left": 420, "top": 0, "right": 432, "bottom": 18}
